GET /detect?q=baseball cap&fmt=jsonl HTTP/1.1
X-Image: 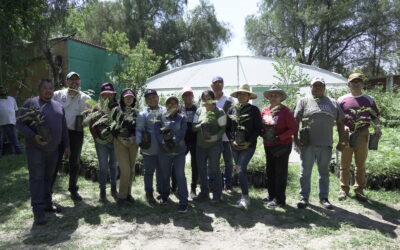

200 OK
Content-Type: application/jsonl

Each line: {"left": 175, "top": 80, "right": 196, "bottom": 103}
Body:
{"left": 180, "top": 86, "right": 193, "bottom": 96}
{"left": 311, "top": 77, "right": 326, "bottom": 85}
{"left": 66, "top": 72, "right": 80, "bottom": 80}
{"left": 348, "top": 73, "right": 364, "bottom": 83}
{"left": 122, "top": 89, "right": 136, "bottom": 98}
{"left": 212, "top": 76, "right": 224, "bottom": 84}
{"left": 144, "top": 89, "right": 158, "bottom": 97}
{"left": 100, "top": 82, "right": 116, "bottom": 94}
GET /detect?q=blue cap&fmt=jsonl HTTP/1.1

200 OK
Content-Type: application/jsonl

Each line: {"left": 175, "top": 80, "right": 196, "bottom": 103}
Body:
{"left": 144, "top": 89, "right": 158, "bottom": 97}
{"left": 212, "top": 76, "right": 224, "bottom": 84}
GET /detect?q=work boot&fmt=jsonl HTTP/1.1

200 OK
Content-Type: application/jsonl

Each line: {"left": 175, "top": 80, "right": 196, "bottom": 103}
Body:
{"left": 146, "top": 191, "right": 156, "bottom": 204}
{"left": 111, "top": 185, "right": 118, "bottom": 198}
{"left": 70, "top": 191, "right": 82, "bottom": 201}
{"left": 99, "top": 189, "right": 107, "bottom": 202}
{"left": 34, "top": 213, "right": 48, "bottom": 226}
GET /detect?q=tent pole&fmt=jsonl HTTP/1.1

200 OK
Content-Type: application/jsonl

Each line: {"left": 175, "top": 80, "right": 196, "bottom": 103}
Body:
{"left": 237, "top": 55, "right": 239, "bottom": 89}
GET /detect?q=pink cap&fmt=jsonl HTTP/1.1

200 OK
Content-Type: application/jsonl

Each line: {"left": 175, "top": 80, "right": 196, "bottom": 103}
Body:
{"left": 181, "top": 86, "right": 193, "bottom": 96}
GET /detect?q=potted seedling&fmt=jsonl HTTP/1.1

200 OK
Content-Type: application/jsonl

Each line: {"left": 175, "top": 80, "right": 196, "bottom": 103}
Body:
{"left": 261, "top": 105, "right": 281, "bottom": 143}
{"left": 229, "top": 104, "right": 251, "bottom": 146}
{"left": 347, "top": 107, "right": 379, "bottom": 148}
{"left": 18, "top": 103, "right": 51, "bottom": 142}
{"left": 110, "top": 106, "right": 138, "bottom": 145}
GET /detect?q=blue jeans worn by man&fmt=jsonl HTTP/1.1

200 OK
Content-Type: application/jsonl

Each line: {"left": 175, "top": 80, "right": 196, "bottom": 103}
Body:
{"left": 94, "top": 142, "right": 117, "bottom": 192}
{"left": 0, "top": 124, "right": 22, "bottom": 155}
{"left": 197, "top": 143, "right": 223, "bottom": 201}
{"left": 299, "top": 145, "right": 332, "bottom": 200}
{"left": 143, "top": 154, "right": 162, "bottom": 195}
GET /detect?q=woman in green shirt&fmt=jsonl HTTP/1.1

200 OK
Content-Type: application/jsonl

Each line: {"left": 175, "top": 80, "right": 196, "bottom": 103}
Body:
{"left": 193, "top": 90, "right": 227, "bottom": 202}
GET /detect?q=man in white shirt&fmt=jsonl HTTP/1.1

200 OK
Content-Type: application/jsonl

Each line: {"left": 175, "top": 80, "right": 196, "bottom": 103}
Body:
{"left": 211, "top": 76, "right": 235, "bottom": 192}
{"left": 0, "top": 84, "right": 22, "bottom": 156}
{"left": 53, "top": 72, "right": 91, "bottom": 201}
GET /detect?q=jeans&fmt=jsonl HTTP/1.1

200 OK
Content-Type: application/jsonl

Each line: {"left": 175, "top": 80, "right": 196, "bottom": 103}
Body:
{"left": 26, "top": 147, "right": 58, "bottom": 215}
{"left": 53, "top": 130, "right": 84, "bottom": 193}
{"left": 171, "top": 143, "right": 198, "bottom": 191}
{"left": 0, "top": 124, "right": 22, "bottom": 155}
{"left": 197, "top": 143, "right": 223, "bottom": 200}
{"left": 95, "top": 142, "right": 117, "bottom": 191}
{"left": 159, "top": 152, "right": 188, "bottom": 205}
{"left": 299, "top": 145, "right": 332, "bottom": 199}
{"left": 232, "top": 146, "right": 256, "bottom": 196}
{"left": 222, "top": 141, "right": 234, "bottom": 187}
{"left": 143, "top": 154, "right": 161, "bottom": 194}
{"left": 265, "top": 143, "right": 292, "bottom": 204}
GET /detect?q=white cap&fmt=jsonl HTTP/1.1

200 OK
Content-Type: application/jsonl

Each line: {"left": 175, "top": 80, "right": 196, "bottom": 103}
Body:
{"left": 311, "top": 77, "right": 325, "bottom": 85}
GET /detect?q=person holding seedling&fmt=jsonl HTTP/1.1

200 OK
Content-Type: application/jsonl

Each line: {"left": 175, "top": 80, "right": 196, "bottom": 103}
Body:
{"left": 53, "top": 72, "right": 91, "bottom": 201}
{"left": 294, "top": 77, "right": 346, "bottom": 210}
{"left": 136, "top": 89, "right": 165, "bottom": 204}
{"left": 110, "top": 88, "right": 139, "bottom": 205}
{"left": 226, "top": 84, "right": 261, "bottom": 208}
{"left": 261, "top": 85, "right": 296, "bottom": 208}
{"left": 86, "top": 82, "right": 118, "bottom": 202}
{"left": 155, "top": 96, "right": 189, "bottom": 212}
{"left": 17, "top": 79, "right": 70, "bottom": 225}
{"left": 193, "top": 90, "right": 227, "bottom": 202}
{"left": 337, "top": 73, "right": 382, "bottom": 201}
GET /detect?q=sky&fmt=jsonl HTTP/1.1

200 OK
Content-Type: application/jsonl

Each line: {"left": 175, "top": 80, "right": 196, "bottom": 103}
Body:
{"left": 186, "top": 0, "right": 261, "bottom": 57}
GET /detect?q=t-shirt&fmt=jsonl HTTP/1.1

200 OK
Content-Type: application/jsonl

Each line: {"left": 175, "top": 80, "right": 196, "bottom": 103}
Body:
{"left": 53, "top": 89, "right": 91, "bottom": 130}
{"left": 180, "top": 104, "right": 198, "bottom": 145}
{"left": 0, "top": 96, "right": 18, "bottom": 125}
{"left": 337, "top": 93, "right": 380, "bottom": 132}
{"left": 294, "top": 96, "right": 344, "bottom": 146}
{"left": 216, "top": 94, "right": 235, "bottom": 142}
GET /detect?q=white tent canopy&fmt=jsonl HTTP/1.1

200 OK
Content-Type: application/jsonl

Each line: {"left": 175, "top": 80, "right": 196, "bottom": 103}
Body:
{"left": 147, "top": 55, "right": 346, "bottom": 89}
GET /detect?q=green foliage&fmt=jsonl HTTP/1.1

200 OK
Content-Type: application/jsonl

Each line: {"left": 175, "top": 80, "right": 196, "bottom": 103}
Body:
{"left": 102, "top": 28, "right": 161, "bottom": 99}
{"left": 364, "top": 87, "right": 400, "bottom": 127}
{"left": 229, "top": 104, "right": 252, "bottom": 130}
{"left": 17, "top": 103, "right": 47, "bottom": 128}
{"left": 272, "top": 56, "right": 311, "bottom": 87}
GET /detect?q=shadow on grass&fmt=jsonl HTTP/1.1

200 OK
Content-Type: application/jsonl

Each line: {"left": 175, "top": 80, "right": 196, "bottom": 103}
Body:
{"left": 358, "top": 198, "right": 400, "bottom": 226}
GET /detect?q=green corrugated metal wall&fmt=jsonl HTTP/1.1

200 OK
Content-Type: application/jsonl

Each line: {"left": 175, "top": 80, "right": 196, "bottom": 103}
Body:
{"left": 67, "top": 40, "right": 120, "bottom": 99}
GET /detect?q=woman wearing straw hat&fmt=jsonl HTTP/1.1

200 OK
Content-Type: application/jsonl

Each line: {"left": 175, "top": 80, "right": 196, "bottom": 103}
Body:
{"left": 226, "top": 84, "right": 261, "bottom": 208}
{"left": 261, "top": 85, "right": 296, "bottom": 207}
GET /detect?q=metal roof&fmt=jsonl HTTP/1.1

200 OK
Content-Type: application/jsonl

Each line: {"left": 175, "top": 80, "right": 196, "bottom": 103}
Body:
{"left": 146, "top": 55, "right": 347, "bottom": 90}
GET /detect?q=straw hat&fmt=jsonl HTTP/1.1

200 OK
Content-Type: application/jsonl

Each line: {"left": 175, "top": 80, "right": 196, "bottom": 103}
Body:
{"left": 263, "top": 85, "right": 287, "bottom": 101}
{"left": 230, "top": 84, "right": 257, "bottom": 99}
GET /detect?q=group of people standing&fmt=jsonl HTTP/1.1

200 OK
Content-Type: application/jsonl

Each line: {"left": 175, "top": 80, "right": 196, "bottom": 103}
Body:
{"left": 11, "top": 71, "right": 381, "bottom": 225}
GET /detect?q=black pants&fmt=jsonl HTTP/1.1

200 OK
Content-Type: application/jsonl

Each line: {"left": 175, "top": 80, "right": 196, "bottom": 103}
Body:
{"left": 171, "top": 143, "right": 198, "bottom": 191}
{"left": 52, "top": 130, "right": 84, "bottom": 193}
{"left": 265, "top": 143, "right": 292, "bottom": 204}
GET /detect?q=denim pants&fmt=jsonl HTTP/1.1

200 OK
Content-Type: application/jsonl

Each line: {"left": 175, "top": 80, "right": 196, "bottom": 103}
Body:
{"left": 171, "top": 143, "right": 198, "bottom": 191}
{"left": 299, "top": 145, "right": 332, "bottom": 199}
{"left": 95, "top": 142, "right": 117, "bottom": 191}
{"left": 0, "top": 124, "right": 22, "bottom": 155}
{"left": 232, "top": 146, "right": 256, "bottom": 196}
{"left": 53, "top": 130, "right": 84, "bottom": 193}
{"left": 265, "top": 143, "right": 292, "bottom": 204}
{"left": 197, "top": 143, "right": 223, "bottom": 200}
{"left": 143, "top": 154, "right": 161, "bottom": 194}
{"left": 159, "top": 152, "right": 188, "bottom": 205}
{"left": 222, "top": 141, "right": 234, "bottom": 187}
{"left": 26, "top": 147, "right": 58, "bottom": 215}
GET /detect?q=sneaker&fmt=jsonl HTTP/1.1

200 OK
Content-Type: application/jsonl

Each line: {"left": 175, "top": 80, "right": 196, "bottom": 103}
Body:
{"left": 70, "top": 191, "right": 83, "bottom": 201}
{"left": 178, "top": 204, "right": 188, "bottom": 213}
{"left": 237, "top": 197, "right": 250, "bottom": 208}
{"left": 193, "top": 192, "right": 210, "bottom": 202}
{"left": 261, "top": 197, "right": 274, "bottom": 204}
{"left": 338, "top": 191, "right": 347, "bottom": 201}
{"left": 225, "top": 185, "right": 233, "bottom": 194}
{"left": 355, "top": 192, "right": 367, "bottom": 202}
{"left": 297, "top": 198, "right": 308, "bottom": 209}
{"left": 267, "top": 200, "right": 286, "bottom": 208}
{"left": 320, "top": 198, "right": 333, "bottom": 210}
{"left": 44, "top": 203, "right": 62, "bottom": 213}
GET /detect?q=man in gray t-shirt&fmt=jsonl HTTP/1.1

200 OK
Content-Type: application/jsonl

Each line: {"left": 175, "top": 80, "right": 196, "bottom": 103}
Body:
{"left": 294, "top": 77, "right": 346, "bottom": 210}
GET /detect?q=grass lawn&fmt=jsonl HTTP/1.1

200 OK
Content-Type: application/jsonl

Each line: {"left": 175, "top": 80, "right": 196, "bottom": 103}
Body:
{"left": 0, "top": 153, "right": 399, "bottom": 249}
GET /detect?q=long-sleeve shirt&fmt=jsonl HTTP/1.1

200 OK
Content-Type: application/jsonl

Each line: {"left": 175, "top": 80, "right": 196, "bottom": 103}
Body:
{"left": 16, "top": 97, "right": 69, "bottom": 152}
{"left": 261, "top": 104, "right": 296, "bottom": 147}
{"left": 226, "top": 103, "right": 261, "bottom": 148}
{"left": 135, "top": 105, "right": 166, "bottom": 155}
{"left": 193, "top": 106, "right": 226, "bottom": 148}
{"left": 155, "top": 112, "right": 187, "bottom": 155}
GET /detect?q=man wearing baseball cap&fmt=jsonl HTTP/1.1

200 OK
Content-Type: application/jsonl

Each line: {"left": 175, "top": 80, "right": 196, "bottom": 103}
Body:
{"left": 294, "top": 77, "right": 346, "bottom": 210}
{"left": 135, "top": 89, "right": 164, "bottom": 204}
{"left": 337, "top": 73, "right": 381, "bottom": 201}
{"left": 53, "top": 71, "right": 91, "bottom": 201}
{"left": 210, "top": 76, "right": 235, "bottom": 193}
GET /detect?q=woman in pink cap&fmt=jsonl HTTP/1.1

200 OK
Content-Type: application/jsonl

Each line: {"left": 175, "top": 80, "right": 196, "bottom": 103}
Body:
{"left": 110, "top": 88, "right": 139, "bottom": 205}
